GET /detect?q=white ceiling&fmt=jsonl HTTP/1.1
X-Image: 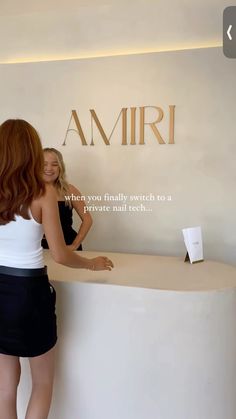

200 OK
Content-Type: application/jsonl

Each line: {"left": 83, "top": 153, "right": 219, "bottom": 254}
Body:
{"left": 0, "top": 0, "right": 230, "bottom": 63}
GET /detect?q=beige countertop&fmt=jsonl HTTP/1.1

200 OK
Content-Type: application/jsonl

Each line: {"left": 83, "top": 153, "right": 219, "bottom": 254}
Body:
{"left": 43, "top": 250, "right": 236, "bottom": 292}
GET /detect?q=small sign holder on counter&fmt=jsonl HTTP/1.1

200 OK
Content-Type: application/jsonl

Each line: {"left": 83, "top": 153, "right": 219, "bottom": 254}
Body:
{"left": 182, "top": 226, "right": 204, "bottom": 264}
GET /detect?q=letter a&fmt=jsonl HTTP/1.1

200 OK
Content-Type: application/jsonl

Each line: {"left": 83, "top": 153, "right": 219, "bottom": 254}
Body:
{"left": 62, "top": 110, "right": 88, "bottom": 146}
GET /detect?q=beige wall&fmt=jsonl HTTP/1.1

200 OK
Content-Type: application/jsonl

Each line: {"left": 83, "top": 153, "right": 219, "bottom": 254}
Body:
{"left": 0, "top": 46, "right": 235, "bottom": 263}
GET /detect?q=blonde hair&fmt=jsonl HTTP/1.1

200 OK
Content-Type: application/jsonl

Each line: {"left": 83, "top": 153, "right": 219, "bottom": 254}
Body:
{"left": 43, "top": 148, "right": 71, "bottom": 206}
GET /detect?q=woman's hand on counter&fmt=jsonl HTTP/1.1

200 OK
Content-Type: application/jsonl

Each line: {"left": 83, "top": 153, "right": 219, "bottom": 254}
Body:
{"left": 89, "top": 257, "right": 114, "bottom": 271}
{"left": 41, "top": 186, "right": 114, "bottom": 270}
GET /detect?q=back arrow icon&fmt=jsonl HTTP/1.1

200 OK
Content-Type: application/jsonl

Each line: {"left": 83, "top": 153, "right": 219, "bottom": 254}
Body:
{"left": 227, "top": 25, "right": 232, "bottom": 40}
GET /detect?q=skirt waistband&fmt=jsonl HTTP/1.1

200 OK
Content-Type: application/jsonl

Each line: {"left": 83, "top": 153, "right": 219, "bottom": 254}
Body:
{"left": 0, "top": 265, "right": 47, "bottom": 277}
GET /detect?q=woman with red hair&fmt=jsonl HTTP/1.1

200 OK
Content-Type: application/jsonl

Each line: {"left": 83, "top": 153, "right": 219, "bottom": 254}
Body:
{"left": 0, "top": 119, "right": 113, "bottom": 419}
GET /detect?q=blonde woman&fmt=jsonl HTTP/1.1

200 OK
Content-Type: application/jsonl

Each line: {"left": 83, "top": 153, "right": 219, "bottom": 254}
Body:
{"left": 42, "top": 148, "right": 92, "bottom": 251}
{"left": 0, "top": 119, "right": 113, "bottom": 419}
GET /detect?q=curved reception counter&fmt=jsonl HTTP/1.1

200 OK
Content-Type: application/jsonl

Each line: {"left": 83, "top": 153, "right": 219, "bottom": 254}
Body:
{"left": 18, "top": 251, "right": 236, "bottom": 419}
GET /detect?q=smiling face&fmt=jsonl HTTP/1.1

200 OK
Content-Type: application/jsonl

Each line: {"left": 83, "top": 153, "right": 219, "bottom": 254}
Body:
{"left": 43, "top": 151, "right": 60, "bottom": 184}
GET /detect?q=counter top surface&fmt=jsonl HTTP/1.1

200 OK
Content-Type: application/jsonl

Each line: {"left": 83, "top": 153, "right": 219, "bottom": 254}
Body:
{"left": 43, "top": 250, "right": 236, "bottom": 292}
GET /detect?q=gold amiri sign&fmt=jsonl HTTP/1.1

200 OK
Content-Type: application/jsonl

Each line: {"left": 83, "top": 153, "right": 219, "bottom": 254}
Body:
{"left": 62, "top": 106, "right": 175, "bottom": 146}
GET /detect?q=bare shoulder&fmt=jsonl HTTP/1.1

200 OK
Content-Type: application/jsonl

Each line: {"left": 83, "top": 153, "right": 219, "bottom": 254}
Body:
{"left": 31, "top": 185, "right": 54, "bottom": 207}
{"left": 68, "top": 183, "right": 82, "bottom": 196}
{"left": 31, "top": 186, "right": 56, "bottom": 223}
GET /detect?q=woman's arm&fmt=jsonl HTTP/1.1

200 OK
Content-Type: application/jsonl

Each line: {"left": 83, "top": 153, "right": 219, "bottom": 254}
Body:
{"left": 41, "top": 184, "right": 113, "bottom": 271}
{"left": 67, "top": 184, "right": 93, "bottom": 250}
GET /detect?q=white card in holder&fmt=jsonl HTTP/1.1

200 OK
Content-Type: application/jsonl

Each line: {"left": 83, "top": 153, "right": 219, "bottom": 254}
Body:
{"left": 182, "top": 226, "right": 204, "bottom": 264}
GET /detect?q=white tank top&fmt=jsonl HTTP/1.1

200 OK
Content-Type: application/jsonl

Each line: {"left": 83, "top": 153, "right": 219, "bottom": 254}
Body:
{"left": 0, "top": 208, "right": 44, "bottom": 268}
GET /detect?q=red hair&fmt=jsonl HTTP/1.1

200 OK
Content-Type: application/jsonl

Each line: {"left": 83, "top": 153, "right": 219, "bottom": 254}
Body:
{"left": 0, "top": 119, "right": 45, "bottom": 224}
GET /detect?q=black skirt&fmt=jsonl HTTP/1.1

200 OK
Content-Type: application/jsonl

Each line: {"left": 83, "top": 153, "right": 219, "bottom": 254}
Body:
{"left": 0, "top": 266, "right": 57, "bottom": 357}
